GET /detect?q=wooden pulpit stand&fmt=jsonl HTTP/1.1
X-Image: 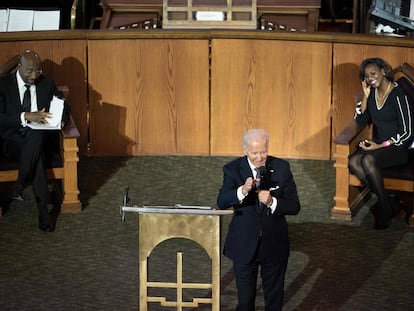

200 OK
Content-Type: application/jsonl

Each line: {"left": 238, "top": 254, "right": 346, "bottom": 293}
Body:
{"left": 120, "top": 205, "right": 233, "bottom": 310}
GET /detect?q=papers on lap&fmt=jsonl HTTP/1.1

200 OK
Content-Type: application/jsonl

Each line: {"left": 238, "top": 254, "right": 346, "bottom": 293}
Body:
{"left": 28, "top": 96, "right": 64, "bottom": 130}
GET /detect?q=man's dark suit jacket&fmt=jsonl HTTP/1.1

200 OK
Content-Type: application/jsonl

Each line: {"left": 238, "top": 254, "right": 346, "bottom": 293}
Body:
{"left": 217, "top": 156, "right": 300, "bottom": 265}
{"left": 0, "top": 73, "right": 68, "bottom": 140}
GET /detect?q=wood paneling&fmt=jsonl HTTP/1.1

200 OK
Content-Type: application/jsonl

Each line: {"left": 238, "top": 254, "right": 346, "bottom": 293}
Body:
{"left": 3, "top": 31, "right": 414, "bottom": 158}
{"left": 332, "top": 43, "right": 414, "bottom": 154}
{"left": 211, "top": 39, "right": 332, "bottom": 159}
{"left": 87, "top": 39, "right": 210, "bottom": 155}
{"left": 0, "top": 40, "right": 88, "bottom": 154}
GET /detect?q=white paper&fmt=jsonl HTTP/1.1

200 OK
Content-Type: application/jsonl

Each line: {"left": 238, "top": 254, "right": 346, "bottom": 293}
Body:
{"left": 33, "top": 10, "right": 60, "bottom": 31}
{"left": 28, "top": 96, "right": 64, "bottom": 130}
{"left": 174, "top": 204, "right": 212, "bottom": 210}
{"left": 0, "top": 9, "right": 8, "bottom": 32}
{"left": 195, "top": 11, "right": 224, "bottom": 21}
{"left": 7, "top": 9, "right": 34, "bottom": 32}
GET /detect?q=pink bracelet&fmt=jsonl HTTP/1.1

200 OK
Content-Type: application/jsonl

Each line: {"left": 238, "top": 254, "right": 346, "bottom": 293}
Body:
{"left": 382, "top": 140, "right": 390, "bottom": 146}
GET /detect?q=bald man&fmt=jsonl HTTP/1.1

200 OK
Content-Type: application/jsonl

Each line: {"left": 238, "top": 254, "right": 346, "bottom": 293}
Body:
{"left": 0, "top": 50, "right": 69, "bottom": 232}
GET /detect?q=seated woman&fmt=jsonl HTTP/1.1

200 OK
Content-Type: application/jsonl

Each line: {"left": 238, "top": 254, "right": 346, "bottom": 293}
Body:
{"left": 349, "top": 57, "right": 413, "bottom": 230}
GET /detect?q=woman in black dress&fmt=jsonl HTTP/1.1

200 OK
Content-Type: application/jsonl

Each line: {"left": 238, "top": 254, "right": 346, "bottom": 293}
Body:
{"left": 349, "top": 57, "right": 413, "bottom": 230}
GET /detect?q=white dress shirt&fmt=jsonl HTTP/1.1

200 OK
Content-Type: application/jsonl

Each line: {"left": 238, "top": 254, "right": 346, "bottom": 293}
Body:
{"left": 17, "top": 71, "right": 38, "bottom": 126}
{"left": 237, "top": 158, "right": 277, "bottom": 214}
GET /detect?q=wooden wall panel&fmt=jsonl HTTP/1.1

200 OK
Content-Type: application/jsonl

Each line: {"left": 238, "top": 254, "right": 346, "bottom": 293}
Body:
{"left": 0, "top": 40, "right": 88, "bottom": 154}
{"left": 332, "top": 44, "right": 414, "bottom": 153}
{"left": 210, "top": 39, "right": 332, "bottom": 159}
{"left": 88, "top": 39, "right": 210, "bottom": 155}
{"left": 2, "top": 32, "right": 413, "bottom": 158}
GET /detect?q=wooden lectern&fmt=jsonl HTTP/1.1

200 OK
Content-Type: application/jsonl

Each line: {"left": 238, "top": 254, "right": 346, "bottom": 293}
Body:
{"left": 120, "top": 205, "right": 233, "bottom": 310}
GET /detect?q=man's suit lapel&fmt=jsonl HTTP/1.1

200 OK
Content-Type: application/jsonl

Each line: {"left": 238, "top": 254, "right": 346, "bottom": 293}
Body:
{"left": 35, "top": 78, "right": 48, "bottom": 110}
{"left": 239, "top": 157, "right": 262, "bottom": 214}
{"left": 239, "top": 157, "right": 252, "bottom": 182}
{"left": 8, "top": 74, "right": 21, "bottom": 111}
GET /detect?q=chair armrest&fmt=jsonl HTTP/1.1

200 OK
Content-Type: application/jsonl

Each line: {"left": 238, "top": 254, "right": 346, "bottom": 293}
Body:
{"left": 334, "top": 119, "right": 371, "bottom": 159}
{"left": 394, "top": 63, "right": 414, "bottom": 84}
{"left": 334, "top": 120, "right": 366, "bottom": 145}
{"left": 0, "top": 55, "right": 19, "bottom": 76}
{"left": 58, "top": 113, "right": 81, "bottom": 213}
{"left": 57, "top": 85, "right": 70, "bottom": 98}
{"left": 62, "top": 115, "right": 80, "bottom": 138}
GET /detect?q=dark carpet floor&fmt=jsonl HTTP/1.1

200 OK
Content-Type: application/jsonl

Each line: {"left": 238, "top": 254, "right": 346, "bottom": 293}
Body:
{"left": 0, "top": 156, "right": 413, "bottom": 310}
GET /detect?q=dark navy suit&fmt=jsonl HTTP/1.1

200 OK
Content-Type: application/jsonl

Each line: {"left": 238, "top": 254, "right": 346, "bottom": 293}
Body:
{"left": 0, "top": 73, "right": 60, "bottom": 138}
{"left": 217, "top": 155, "right": 300, "bottom": 310}
{"left": 0, "top": 72, "right": 67, "bottom": 227}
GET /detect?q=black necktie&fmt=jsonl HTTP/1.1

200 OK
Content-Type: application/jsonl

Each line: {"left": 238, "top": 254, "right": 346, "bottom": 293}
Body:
{"left": 255, "top": 168, "right": 261, "bottom": 190}
{"left": 22, "top": 84, "right": 31, "bottom": 112}
{"left": 255, "top": 168, "right": 264, "bottom": 211}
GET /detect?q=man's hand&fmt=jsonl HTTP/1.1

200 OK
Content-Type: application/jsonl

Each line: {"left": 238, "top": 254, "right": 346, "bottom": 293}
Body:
{"left": 241, "top": 177, "right": 256, "bottom": 196}
{"left": 24, "top": 108, "right": 52, "bottom": 124}
{"left": 258, "top": 190, "right": 272, "bottom": 206}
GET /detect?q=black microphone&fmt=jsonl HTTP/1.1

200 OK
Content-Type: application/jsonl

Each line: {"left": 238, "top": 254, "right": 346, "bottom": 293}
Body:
{"left": 256, "top": 166, "right": 277, "bottom": 191}
{"left": 256, "top": 166, "right": 267, "bottom": 190}
{"left": 258, "top": 166, "right": 266, "bottom": 177}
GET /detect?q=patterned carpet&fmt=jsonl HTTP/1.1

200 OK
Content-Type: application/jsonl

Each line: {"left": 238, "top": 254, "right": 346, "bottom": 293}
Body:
{"left": 0, "top": 156, "right": 413, "bottom": 310}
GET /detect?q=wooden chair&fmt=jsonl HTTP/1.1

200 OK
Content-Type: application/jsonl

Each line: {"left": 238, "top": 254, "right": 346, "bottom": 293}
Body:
{"left": 331, "top": 62, "right": 414, "bottom": 226}
{"left": 0, "top": 56, "right": 81, "bottom": 215}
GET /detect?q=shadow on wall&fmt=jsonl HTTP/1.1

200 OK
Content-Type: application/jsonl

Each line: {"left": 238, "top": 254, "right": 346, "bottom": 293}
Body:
{"left": 295, "top": 123, "right": 332, "bottom": 159}
{"left": 89, "top": 101, "right": 136, "bottom": 156}
{"left": 42, "top": 57, "right": 88, "bottom": 154}
{"left": 332, "top": 62, "right": 361, "bottom": 139}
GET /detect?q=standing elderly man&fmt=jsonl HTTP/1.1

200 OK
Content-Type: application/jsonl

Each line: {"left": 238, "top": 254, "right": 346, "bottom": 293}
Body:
{"left": 217, "top": 128, "right": 300, "bottom": 310}
{"left": 0, "top": 50, "right": 69, "bottom": 232}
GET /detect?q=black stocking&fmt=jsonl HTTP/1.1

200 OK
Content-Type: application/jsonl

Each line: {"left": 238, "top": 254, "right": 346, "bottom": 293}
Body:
{"left": 360, "top": 155, "right": 391, "bottom": 225}
{"left": 349, "top": 153, "right": 369, "bottom": 186}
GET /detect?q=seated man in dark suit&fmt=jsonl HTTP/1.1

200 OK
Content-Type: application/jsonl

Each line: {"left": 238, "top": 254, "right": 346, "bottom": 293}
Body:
{"left": 0, "top": 50, "right": 69, "bottom": 232}
{"left": 217, "top": 128, "right": 300, "bottom": 310}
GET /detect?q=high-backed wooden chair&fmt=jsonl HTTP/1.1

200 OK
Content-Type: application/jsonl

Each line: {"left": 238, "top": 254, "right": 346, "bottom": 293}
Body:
{"left": 331, "top": 62, "right": 414, "bottom": 226}
{"left": 0, "top": 56, "right": 81, "bottom": 215}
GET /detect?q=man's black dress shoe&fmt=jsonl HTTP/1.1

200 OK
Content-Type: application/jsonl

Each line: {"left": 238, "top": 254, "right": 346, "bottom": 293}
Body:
{"left": 9, "top": 183, "right": 24, "bottom": 201}
{"left": 38, "top": 224, "right": 54, "bottom": 232}
{"left": 374, "top": 223, "right": 389, "bottom": 230}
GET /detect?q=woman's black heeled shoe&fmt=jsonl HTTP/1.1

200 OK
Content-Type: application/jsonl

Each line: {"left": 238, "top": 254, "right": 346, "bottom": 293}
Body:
{"left": 389, "top": 194, "right": 413, "bottom": 224}
{"left": 400, "top": 201, "right": 413, "bottom": 224}
{"left": 389, "top": 195, "right": 405, "bottom": 219}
